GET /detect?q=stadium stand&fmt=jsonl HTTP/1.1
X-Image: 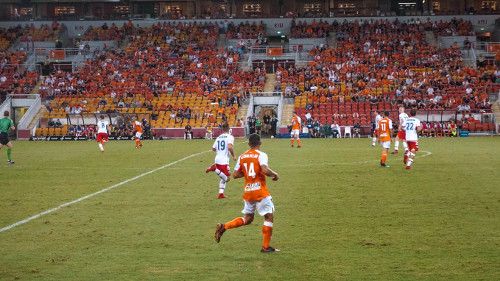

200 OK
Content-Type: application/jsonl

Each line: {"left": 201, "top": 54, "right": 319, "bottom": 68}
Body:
{"left": 0, "top": 11, "right": 496, "bottom": 138}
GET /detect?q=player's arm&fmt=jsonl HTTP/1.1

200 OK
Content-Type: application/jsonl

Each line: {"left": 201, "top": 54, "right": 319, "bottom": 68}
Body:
{"left": 212, "top": 140, "right": 217, "bottom": 152}
{"left": 261, "top": 165, "right": 279, "bottom": 181}
{"left": 416, "top": 125, "right": 422, "bottom": 133}
{"left": 233, "top": 160, "right": 244, "bottom": 179}
{"left": 10, "top": 120, "right": 15, "bottom": 131}
{"left": 227, "top": 143, "right": 236, "bottom": 161}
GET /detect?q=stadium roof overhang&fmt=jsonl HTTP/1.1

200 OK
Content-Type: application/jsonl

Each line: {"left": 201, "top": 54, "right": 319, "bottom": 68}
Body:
{"left": 26, "top": 0, "right": 122, "bottom": 3}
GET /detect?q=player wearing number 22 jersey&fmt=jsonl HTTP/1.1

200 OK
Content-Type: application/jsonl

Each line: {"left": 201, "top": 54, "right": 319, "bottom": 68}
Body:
{"left": 206, "top": 123, "right": 236, "bottom": 199}
{"left": 214, "top": 133, "right": 281, "bottom": 253}
{"left": 402, "top": 109, "right": 422, "bottom": 169}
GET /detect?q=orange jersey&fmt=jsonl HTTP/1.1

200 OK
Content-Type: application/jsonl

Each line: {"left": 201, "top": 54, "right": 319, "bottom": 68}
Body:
{"left": 235, "top": 149, "right": 270, "bottom": 202}
{"left": 292, "top": 116, "right": 301, "bottom": 130}
{"left": 134, "top": 121, "right": 143, "bottom": 133}
{"left": 378, "top": 117, "right": 392, "bottom": 142}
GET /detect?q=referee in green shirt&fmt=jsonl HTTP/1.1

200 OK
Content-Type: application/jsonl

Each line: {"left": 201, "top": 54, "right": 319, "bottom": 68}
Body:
{"left": 0, "top": 110, "right": 15, "bottom": 164}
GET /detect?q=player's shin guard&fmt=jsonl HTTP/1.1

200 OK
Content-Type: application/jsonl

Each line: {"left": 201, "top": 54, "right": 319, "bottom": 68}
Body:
{"left": 215, "top": 169, "right": 228, "bottom": 181}
{"left": 7, "top": 148, "right": 11, "bottom": 161}
{"left": 219, "top": 179, "right": 226, "bottom": 194}
{"left": 372, "top": 137, "right": 376, "bottom": 145}
{"left": 402, "top": 141, "right": 408, "bottom": 151}
{"left": 225, "top": 217, "right": 247, "bottom": 230}
{"left": 381, "top": 151, "right": 387, "bottom": 164}
{"left": 394, "top": 140, "right": 399, "bottom": 151}
{"left": 262, "top": 221, "right": 273, "bottom": 248}
{"left": 297, "top": 139, "right": 301, "bottom": 147}
{"left": 291, "top": 139, "right": 294, "bottom": 146}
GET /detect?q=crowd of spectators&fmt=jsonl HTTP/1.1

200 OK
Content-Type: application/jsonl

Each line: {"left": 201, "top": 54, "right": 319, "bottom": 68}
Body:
{"left": 291, "top": 19, "right": 331, "bottom": 38}
{"left": 226, "top": 21, "right": 266, "bottom": 39}
{"left": 282, "top": 18, "right": 493, "bottom": 127}
{"left": 19, "top": 21, "right": 65, "bottom": 42}
{"left": 40, "top": 22, "right": 266, "bottom": 129}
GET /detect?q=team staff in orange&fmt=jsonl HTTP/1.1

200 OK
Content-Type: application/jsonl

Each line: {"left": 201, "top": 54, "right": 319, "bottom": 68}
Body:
{"left": 132, "top": 117, "right": 143, "bottom": 148}
{"left": 377, "top": 111, "right": 393, "bottom": 168}
{"left": 215, "top": 133, "right": 280, "bottom": 253}
{"left": 290, "top": 112, "right": 302, "bottom": 148}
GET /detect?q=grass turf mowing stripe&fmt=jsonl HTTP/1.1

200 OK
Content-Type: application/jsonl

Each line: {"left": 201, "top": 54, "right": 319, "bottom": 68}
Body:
{"left": 0, "top": 149, "right": 211, "bottom": 234}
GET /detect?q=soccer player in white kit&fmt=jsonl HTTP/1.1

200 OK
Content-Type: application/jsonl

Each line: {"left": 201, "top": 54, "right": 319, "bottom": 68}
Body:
{"left": 206, "top": 123, "right": 236, "bottom": 199}
{"left": 372, "top": 111, "right": 383, "bottom": 147}
{"left": 96, "top": 115, "right": 110, "bottom": 152}
{"left": 403, "top": 109, "right": 422, "bottom": 169}
{"left": 393, "top": 107, "right": 409, "bottom": 154}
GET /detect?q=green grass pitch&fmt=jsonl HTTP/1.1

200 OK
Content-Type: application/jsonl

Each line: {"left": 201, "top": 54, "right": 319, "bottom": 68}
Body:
{"left": 0, "top": 137, "right": 499, "bottom": 280}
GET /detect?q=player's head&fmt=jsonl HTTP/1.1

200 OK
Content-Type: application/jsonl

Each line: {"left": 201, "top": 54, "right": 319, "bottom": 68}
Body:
{"left": 100, "top": 115, "right": 104, "bottom": 120}
{"left": 399, "top": 107, "right": 405, "bottom": 113}
{"left": 222, "top": 123, "right": 230, "bottom": 132}
{"left": 4, "top": 110, "right": 9, "bottom": 117}
{"left": 374, "top": 110, "right": 378, "bottom": 115}
{"left": 384, "top": 111, "right": 390, "bottom": 117}
{"left": 410, "top": 109, "right": 417, "bottom": 117}
{"left": 293, "top": 111, "right": 297, "bottom": 116}
{"left": 248, "top": 133, "right": 261, "bottom": 148}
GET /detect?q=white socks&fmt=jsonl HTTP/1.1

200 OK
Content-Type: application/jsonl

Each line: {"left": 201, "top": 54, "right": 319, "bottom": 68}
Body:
{"left": 99, "top": 143, "right": 103, "bottom": 151}
{"left": 215, "top": 169, "right": 228, "bottom": 181}
{"left": 219, "top": 180, "right": 226, "bottom": 194}
{"left": 402, "top": 141, "right": 408, "bottom": 151}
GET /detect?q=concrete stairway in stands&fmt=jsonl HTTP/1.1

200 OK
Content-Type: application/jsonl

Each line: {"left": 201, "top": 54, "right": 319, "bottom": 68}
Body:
{"left": 280, "top": 104, "right": 295, "bottom": 127}
{"left": 235, "top": 103, "right": 249, "bottom": 124}
{"left": 491, "top": 101, "right": 500, "bottom": 135}
{"left": 425, "top": 31, "right": 438, "bottom": 47}
{"left": 264, "top": 73, "right": 276, "bottom": 92}
{"left": 327, "top": 32, "right": 337, "bottom": 48}
{"left": 27, "top": 106, "right": 47, "bottom": 131}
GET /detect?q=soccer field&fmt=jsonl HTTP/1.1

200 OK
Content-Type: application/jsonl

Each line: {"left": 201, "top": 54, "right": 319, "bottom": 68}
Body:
{"left": 0, "top": 137, "right": 499, "bottom": 280}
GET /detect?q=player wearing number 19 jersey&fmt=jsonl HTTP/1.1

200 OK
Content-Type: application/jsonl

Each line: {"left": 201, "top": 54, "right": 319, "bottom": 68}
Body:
{"left": 206, "top": 123, "right": 236, "bottom": 199}
{"left": 214, "top": 133, "right": 280, "bottom": 253}
{"left": 403, "top": 109, "right": 422, "bottom": 169}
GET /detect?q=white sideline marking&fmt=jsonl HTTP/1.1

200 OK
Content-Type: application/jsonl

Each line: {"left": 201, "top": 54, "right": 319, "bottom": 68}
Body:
{"left": 0, "top": 150, "right": 210, "bottom": 234}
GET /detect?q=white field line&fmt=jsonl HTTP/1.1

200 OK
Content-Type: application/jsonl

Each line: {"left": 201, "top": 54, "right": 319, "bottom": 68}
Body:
{"left": 278, "top": 150, "right": 432, "bottom": 167}
{"left": 0, "top": 150, "right": 211, "bottom": 234}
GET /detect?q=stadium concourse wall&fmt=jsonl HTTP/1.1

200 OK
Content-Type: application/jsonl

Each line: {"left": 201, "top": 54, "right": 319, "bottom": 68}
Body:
{"left": 0, "top": 15, "right": 497, "bottom": 38}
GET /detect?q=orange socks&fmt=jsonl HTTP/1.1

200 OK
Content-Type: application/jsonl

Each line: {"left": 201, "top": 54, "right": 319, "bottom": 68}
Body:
{"left": 381, "top": 151, "right": 387, "bottom": 164}
{"left": 291, "top": 139, "right": 294, "bottom": 146}
{"left": 135, "top": 139, "right": 142, "bottom": 147}
{"left": 224, "top": 217, "right": 246, "bottom": 230}
{"left": 262, "top": 221, "right": 273, "bottom": 248}
{"left": 297, "top": 139, "right": 301, "bottom": 147}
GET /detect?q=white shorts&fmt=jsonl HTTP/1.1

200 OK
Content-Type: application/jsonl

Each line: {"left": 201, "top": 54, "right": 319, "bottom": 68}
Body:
{"left": 135, "top": 132, "right": 143, "bottom": 139}
{"left": 291, "top": 129, "right": 300, "bottom": 137}
{"left": 242, "top": 196, "right": 275, "bottom": 216}
{"left": 381, "top": 141, "right": 391, "bottom": 149}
